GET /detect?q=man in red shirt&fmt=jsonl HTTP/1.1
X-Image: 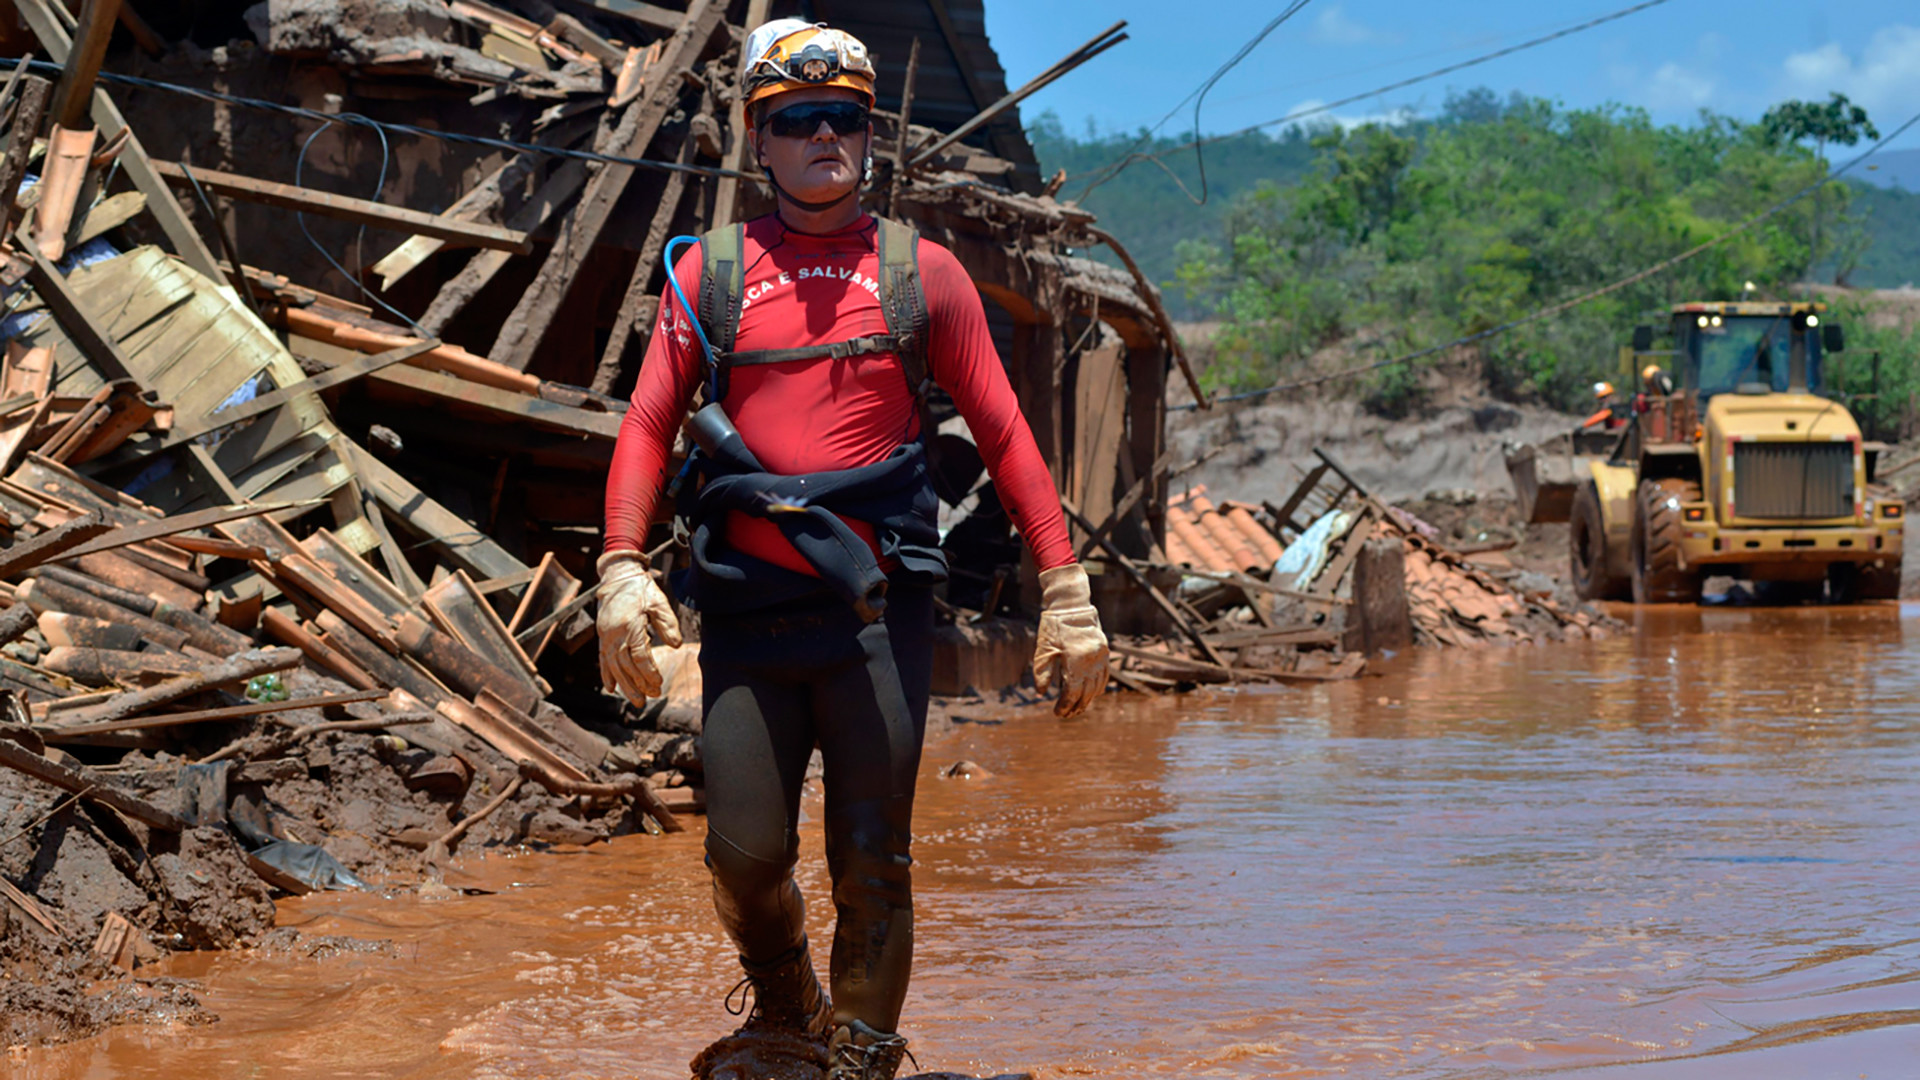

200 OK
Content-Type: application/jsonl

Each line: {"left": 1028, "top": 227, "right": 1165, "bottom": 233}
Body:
{"left": 599, "top": 21, "right": 1110, "bottom": 1079}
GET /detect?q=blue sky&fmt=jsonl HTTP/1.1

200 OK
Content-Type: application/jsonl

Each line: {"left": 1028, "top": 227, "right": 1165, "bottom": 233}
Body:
{"left": 982, "top": 0, "right": 1920, "bottom": 155}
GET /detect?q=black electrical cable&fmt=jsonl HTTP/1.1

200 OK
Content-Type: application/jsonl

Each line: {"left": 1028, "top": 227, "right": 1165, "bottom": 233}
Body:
{"left": 17, "top": 60, "right": 756, "bottom": 183}
{"left": 1075, "top": 1, "right": 1314, "bottom": 207}
{"left": 1075, "top": 0, "right": 1673, "bottom": 201}
{"left": 1172, "top": 105, "right": 1920, "bottom": 412}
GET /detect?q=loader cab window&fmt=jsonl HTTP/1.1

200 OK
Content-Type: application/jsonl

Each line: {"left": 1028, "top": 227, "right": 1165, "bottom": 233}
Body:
{"left": 1680, "top": 315, "right": 1822, "bottom": 400}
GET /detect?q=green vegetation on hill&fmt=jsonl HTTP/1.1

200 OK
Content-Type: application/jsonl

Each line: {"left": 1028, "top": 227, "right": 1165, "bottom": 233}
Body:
{"left": 1033, "top": 92, "right": 1920, "bottom": 415}
{"left": 1026, "top": 111, "right": 1319, "bottom": 318}
{"left": 1844, "top": 180, "right": 1920, "bottom": 289}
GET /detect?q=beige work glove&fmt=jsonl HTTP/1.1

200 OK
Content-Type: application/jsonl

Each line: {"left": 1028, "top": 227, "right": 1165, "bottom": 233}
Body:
{"left": 596, "top": 551, "right": 682, "bottom": 705}
{"left": 1032, "top": 563, "right": 1110, "bottom": 717}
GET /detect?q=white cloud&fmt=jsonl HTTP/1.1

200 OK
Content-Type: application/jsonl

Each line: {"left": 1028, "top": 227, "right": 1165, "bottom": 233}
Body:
{"left": 1605, "top": 33, "right": 1724, "bottom": 113}
{"left": 1644, "top": 62, "right": 1717, "bottom": 111}
{"left": 1282, "top": 98, "right": 1419, "bottom": 132}
{"left": 1779, "top": 25, "right": 1920, "bottom": 121}
{"left": 1311, "top": 4, "right": 1396, "bottom": 46}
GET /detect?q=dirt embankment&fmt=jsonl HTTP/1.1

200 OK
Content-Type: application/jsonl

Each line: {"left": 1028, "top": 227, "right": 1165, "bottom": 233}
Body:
{"left": 1167, "top": 393, "right": 1579, "bottom": 507}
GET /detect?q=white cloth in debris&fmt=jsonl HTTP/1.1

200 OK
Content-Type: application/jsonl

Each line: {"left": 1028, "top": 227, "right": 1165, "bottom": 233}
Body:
{"left": 1273, "top": 509, "right": 1354, "bottom": 592}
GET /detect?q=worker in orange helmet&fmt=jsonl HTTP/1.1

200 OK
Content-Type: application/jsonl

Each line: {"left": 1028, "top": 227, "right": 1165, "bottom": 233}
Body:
{"left": 597, "top": 18, "right": 1111, "bottom": 1080}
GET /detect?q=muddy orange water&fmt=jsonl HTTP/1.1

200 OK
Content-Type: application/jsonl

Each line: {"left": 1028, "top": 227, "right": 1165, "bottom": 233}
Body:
{"left": 19, "top": 605, "right": 1920, "bottom": 1078}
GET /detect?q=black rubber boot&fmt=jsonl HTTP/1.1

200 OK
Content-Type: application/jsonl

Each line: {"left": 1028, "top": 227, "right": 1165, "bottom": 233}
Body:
{"left": 826, "top": 1020, "right": 911, "bottom": 1080}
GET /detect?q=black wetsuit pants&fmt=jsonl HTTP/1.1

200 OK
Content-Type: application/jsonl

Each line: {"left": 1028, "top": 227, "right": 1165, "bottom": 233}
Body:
{"left": 697, "top": 581, "right": 932, "bottom": 1034}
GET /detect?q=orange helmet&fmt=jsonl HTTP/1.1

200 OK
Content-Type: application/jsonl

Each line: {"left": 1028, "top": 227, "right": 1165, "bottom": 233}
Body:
{"left": 741, "top": 20, "right": 877, "bottom": 119}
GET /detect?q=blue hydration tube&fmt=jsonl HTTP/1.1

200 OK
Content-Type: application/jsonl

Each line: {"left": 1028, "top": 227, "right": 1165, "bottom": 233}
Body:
{"left": 664, "top": 235, "right": 720, "bottom": 401}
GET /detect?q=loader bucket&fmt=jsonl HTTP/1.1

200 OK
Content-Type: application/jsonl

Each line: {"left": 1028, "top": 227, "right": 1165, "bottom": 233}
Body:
{"left": 1505, "top": 443, "right": 1576, "bottom": 524}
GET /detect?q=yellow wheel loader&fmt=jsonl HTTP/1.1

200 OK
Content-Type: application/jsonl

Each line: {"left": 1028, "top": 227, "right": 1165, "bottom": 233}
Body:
{"left": 1507, "top": 302, "right": 1904, "bottom": 604}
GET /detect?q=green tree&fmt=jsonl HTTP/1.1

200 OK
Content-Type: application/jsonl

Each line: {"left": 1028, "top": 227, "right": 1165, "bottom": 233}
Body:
{"left": 1761, "top": 93, "right": 1878, "bottom": 281}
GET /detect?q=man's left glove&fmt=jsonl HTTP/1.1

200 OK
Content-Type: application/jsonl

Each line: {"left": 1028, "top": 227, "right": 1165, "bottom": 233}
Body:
{"left": 1032, "top": 563, "right": 1110, "bottom": 717}
{"left": 596, "top": 551, "right": 683, "bottom": 705}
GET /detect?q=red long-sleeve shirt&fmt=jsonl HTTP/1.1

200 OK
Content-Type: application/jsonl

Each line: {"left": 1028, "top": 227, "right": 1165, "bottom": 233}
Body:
{"left": 603, "top": 214, "right": 1074, "bottom": 577}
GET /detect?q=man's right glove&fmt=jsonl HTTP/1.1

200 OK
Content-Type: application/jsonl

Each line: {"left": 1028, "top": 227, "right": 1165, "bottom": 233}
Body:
{"left": 596, "top": 551, "right": 683, "bottom": 705}
{"left": 1032, "top": 563, "right": 1110, "bottom": 718}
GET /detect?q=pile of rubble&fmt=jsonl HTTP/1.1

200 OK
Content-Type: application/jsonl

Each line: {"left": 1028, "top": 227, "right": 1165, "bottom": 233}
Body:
{"left": 1103, "top": 449, "right": 1612, "bottom": 690}
{"left": 0, "top": 0, "right": 1187, "bottom": 1047}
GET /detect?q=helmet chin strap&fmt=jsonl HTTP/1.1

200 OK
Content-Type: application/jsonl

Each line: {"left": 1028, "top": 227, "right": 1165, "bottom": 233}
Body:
{"left": 768, "top": 171, "right": 860, "bottom": 213}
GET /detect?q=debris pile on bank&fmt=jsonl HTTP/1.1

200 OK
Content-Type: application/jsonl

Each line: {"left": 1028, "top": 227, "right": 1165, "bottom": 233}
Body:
{"left": 1107, "top": 448, "right": 1613, "bottom": 689}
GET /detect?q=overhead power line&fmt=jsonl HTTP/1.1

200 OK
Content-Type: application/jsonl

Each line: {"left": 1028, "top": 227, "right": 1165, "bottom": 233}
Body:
{"left": 1172, "top": 104, "right": 1920, "bottom": 412}
{"left": 20, "top": 60, "right": 757, "bottom": 183}
{"left": 1076, "top": 0, "right": 1674, "bottom": 201}
{"left": 1079, "top": 1, "right": 1316, "bottom": 206}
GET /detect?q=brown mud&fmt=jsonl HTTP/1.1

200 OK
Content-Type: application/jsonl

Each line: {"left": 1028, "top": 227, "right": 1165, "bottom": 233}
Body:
{"left": 13, "top": 604, "right": 1920, "bottom": 1077}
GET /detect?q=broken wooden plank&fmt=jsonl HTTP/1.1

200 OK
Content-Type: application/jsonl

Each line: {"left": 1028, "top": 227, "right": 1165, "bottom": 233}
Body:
{"left": 0, "top": 736, "right": 187, "bottom": 831}
{"left": 50, "top": 647, "right": 304, "bottom": 729}
{"left": 150, "top": 161, "right": 532, "bottom": 252}
{"left": 487, "top": 0, "right": 724, "bottom": 372}
{"left": 12, "top": 0, "right": 222, "bottom": 277}
{"left": 16, "top": 229, "right": 138, "bottom": 383}
{"left": 48, "top": 0, "right": 121, "bottom": 129}
{"left": 0, "top": 874, "right": 67, "bottom": 936}
{"left": 591, "top": 134, "right": 695, "bottom": 394}
{"left": 0, "top": 509, "right": 112, "bottom": 578}
{"left": 370, "top": 154, "right": 540, "bottom": 290}
{"left": 350, "top": 443, "right": 529, "bottom": 582}
{"left": 416, "top": 158, "right": 591, "bottom": 335}
{"left": 39, "top": 688, "right": 388, "bottom": 739}
{"left": 153, "top": 340, "right": 441, "bottom": 452}
{"left": 0, "top": 75, "right": 52, "bottom": 234}
{"left": 51, "top": 500, "right": 322, "bottom": 562}
{"left": 506, "top": 552, "right": 581, "bottom": 662}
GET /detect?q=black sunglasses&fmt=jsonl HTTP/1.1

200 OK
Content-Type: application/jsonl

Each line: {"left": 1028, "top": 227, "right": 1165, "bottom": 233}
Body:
{"left": 763, "top": 101, "right": 870, "bottom": 139}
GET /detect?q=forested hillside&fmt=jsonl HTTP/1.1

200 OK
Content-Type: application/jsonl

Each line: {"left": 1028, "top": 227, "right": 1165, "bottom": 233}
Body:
{"left": 1035, "top": 92, "right": 1920, "bottom": 415}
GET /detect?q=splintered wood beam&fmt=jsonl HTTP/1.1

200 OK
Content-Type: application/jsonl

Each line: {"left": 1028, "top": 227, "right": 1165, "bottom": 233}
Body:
{"left": 50, "top": 647, "right": 305, "bottom": 729}
{"left": 710, "top": 0, "right": 771, "bottom": 228}
{"left": 486, "top": 0, "right": 724, "bottom": 373}
{"left": 149, "top": 162, "right": 533, "bottom": 252}
{"left": 16, "top": 225, "right": 138, "bottom": 383}
{"left": 154, "top": 339, "right": 441, "bottom": 451}
{"left": 12, "top": 0, "right": 224, "bottom": 279}
{"left": 0, "top": 737, "right": 187, "bottom": 832}
{"left": 591, "top": 136, "right": 695, "bottom": 394}
{"left": 0, "top": 510, "right": 113, "bottom": 578}
{"left": 561, "top": 0, "right": 683, "bottom": 33}
{"left": 0, "top": 75, "right": 52, "bottom": 233}
{"left": 415, "top": 158, "right": 590, "bottom": 336}
{"left": 49, "top": 0, "right": 121, "bottom": 129}
{"left": 51, "top": 499, "right": 324, "bottom": 561}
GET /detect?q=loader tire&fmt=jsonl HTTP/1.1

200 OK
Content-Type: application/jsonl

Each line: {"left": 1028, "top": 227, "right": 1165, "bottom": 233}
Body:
{"left": 1828, "top": 559, "right": 1903, "bottom": 603}
{"left": 1570, "top": 480, "right": 1628, "bottom": 601}
{"left": 1631, "top": 478, "right": 1702, "bottom": 604}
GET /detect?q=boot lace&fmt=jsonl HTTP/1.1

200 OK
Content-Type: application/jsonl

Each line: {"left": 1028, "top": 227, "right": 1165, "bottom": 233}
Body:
{"left": 724, "top": 974, "right": 761, "bottom": 1020}
{"left": 828, "top": 1029, "right": 917, "bottom": 1080}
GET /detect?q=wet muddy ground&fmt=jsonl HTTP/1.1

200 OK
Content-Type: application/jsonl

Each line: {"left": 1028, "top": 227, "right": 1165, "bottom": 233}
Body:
{"left": 14, "top": 604, "right": 1920, "bottom": 1078}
